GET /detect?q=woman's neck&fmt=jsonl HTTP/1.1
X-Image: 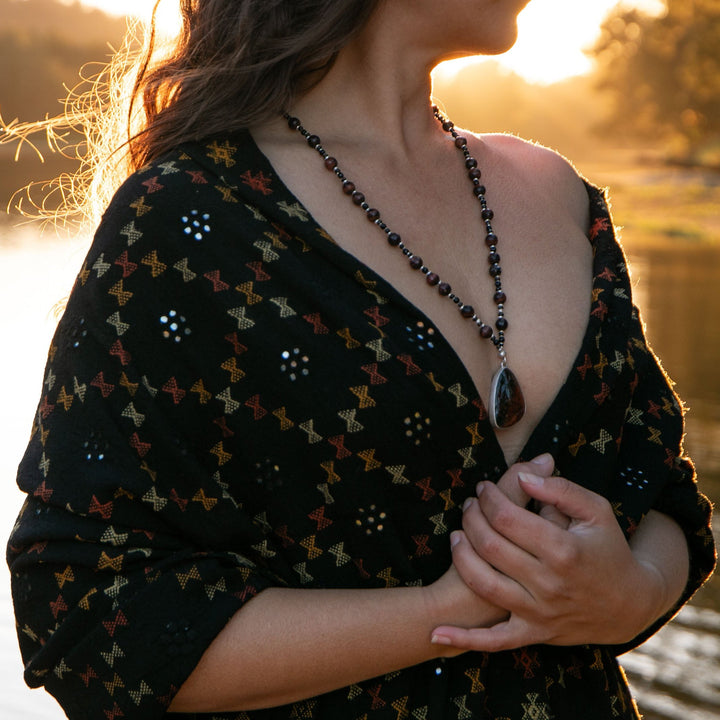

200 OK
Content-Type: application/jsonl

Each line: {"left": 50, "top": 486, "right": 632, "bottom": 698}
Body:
{"left": 261, "top": 6, "right": 461, "bottom": 161}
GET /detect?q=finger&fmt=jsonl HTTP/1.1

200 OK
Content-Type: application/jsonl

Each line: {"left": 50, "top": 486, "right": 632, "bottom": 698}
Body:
{"left": 537, "top": 502, "right": 571, "bottom": 529}
{"left": 451, "top": 528, "right": 535, "bottom": 610}
{"left": 495, "top": 454, "right": 555, "bottom": 507}
{"left": 432, "top": 618, "right": 541, "bottom": 653}
{"left": 475, "top": 482, "right": 566, "bottom": 557}
{"left": 518, "top": 473, "right": 612, "bottom": 526}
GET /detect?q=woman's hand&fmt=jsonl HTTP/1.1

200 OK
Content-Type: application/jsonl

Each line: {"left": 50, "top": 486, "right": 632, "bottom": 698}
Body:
{"left": 432, "top": 472, "right": 674, "bottom": 651}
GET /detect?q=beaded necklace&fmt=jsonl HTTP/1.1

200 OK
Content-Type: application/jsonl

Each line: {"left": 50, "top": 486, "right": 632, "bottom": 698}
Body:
{"left": 284, "top": 106, "right": 525, "bottom": 429}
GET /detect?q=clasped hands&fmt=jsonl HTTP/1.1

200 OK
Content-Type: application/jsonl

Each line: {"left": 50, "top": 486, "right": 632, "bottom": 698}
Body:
{"left": 429, "top": 453, "right": 671, "bottom": 653}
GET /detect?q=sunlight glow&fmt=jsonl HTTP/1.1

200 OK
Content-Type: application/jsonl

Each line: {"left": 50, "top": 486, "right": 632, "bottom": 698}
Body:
{"left": 76, "top": 0, "right": 666, "bottom": 85}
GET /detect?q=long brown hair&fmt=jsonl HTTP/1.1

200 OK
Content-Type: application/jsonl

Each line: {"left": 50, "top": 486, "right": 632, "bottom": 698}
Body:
{"left": 1, "top": 0, "right": 381, "bottom": 228}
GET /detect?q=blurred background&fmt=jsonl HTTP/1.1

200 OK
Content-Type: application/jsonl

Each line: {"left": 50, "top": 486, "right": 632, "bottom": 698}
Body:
{"left": 1, "top": 0, "right": 718, "bottom": 717}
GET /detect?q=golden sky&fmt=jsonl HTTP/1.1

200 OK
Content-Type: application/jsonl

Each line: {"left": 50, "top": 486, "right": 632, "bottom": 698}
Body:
{"left": 74, "top": 0, "right": 665, "bottom": 85}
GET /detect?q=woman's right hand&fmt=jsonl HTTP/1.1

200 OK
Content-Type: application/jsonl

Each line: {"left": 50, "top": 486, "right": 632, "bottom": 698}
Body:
{"left": 424, "top": 454, "right": 558, "bottom": 654}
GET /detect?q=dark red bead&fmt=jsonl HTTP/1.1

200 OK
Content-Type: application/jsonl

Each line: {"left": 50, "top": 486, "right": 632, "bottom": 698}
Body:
{"left": 351, "top": 191, "right": 365, "bottom": 205}
{"left": 496, "top": 318, "right": 509, "bottom": 331}
{"left": 494, "top": 291, "right": 507, "bottom": 304}
{"left": 481, "top": 208, "right": 494, "bottom": 221}
{"left": 442, "top": 120, "right": 454, "bottom": 132}
{"left": 465, "top": 157, "right": 478, "bottom": 170}
{"left": 324, "top": 157, "right": 337, "bottom": 170}
{"left": 485, "top": 233, "right": 498, "bottom": 247}
{"left": 426, "top": 272, "right": 440, "bottom": 286}
{"left": 469, "top": 168, "right": 482, "bottom": 180}
{"left": 342, "top": 181, "right": 355, "bottom": 195}
{"left": 479, "top": 324, "right": 493, "bottom": 339}
{"left": 489, "top": 264, "right": 502, "bottom": 277}
{"left": 455, "top": 136, "right": 467, "bottom": 148}
{"left": 438, "top": 282, "right": 452, "bottom": 296}
{"left": 307, "top": 135, "right": 321, "bottom": 149}
{"left": 387, "top": 232, "right": 401, "bottom": 246}
{"left": 366, "top": 208, "right": 380, "bottom": 222}
{"left": 409, "top": 256, "right": 423, "bottom": 270}
{"left": 460, "top": 305, "right": 475, "bottom": 318}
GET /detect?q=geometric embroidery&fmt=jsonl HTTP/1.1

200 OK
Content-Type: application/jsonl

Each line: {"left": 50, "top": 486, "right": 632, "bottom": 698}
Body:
{"left": 8, "top": 133, "right": 713, "bottom": 720}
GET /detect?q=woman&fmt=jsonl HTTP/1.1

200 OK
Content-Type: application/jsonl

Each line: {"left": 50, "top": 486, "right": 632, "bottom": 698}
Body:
{"left": 7, "top": 0, "right": 714, "bottom": 718}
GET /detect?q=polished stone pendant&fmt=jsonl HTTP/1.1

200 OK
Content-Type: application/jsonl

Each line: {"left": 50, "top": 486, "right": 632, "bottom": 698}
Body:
{"left": 489, "top": 365, "right": 525, "bottom": 429}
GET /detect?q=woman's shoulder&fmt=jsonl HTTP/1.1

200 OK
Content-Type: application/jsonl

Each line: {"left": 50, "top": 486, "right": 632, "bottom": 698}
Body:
{"left": 476, "top": 132, "right": 590, "bottom": 231}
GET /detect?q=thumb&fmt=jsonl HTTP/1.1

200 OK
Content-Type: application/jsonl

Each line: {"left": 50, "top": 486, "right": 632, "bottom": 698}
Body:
{"left": 518, "top": 473, "right": 607, "bottom": 524}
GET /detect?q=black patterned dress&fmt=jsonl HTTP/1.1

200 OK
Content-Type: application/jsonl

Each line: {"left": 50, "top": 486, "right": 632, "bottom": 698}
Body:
{"left": 7, "top": 131, "right": 715, "bottom": 719}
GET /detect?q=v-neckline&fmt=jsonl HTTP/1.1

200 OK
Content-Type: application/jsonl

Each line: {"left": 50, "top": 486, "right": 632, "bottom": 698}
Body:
{"left": 205, "top": 130, "right": 617, "bottom": 472}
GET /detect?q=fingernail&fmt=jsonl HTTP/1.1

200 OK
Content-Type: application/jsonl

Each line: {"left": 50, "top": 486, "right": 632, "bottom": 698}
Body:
{"left": 462, "top": 497, "right": 473, "bottom": 511}
{"left": 518, "top": 471, "right": 544, "bottom": 486}
{"left": 450, "top": 531, "right": 463, "bottom": 549}
{"left": 431, "top": 634, "right": 452, "bottom": 645}
{"left": 531, "top": 453, "right": 553, "bottom": 465}
{"left": 475, "top": 482, "right": 485, "bottom": 496}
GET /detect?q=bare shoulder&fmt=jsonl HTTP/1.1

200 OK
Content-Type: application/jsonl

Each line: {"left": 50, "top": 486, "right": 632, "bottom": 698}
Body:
{"left": 475, "top": 133, "right": 590, "bottom": 231}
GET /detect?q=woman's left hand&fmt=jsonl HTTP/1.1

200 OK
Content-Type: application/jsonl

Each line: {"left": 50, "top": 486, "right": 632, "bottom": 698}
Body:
{"left": 431, "top": 473, "right": 670, "bottom": 651}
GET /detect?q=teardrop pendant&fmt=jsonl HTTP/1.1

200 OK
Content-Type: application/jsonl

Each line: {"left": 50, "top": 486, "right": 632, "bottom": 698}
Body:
{"left": 489, "top": 365, "right": 525, "bottom": 429}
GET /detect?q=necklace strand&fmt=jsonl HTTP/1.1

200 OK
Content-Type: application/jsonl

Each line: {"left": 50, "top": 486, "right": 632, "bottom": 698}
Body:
{"left": 283, "top": 107, "right": 525, "bottom": 428}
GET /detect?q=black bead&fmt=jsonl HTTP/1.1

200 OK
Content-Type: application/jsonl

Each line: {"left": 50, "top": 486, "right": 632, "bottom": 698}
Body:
{"left": 387, "top": 232, "right": 401, "bottom": 246}
{"left": 307, "top": 134, "right": 321, "bottom": 149}
{"left": 481, "top": 208, "right": 494, "bottom": 221}
{"left": 489, "top": 264, "right": 502, "bottom": 277}
{"left": 488, "top": 253, "right": 500, "bottom": 264}
{"left": 287, "top": 116, "right": 301, "bottom": 130}
{"left": 496, "top": 318, "right": 509, "bottom": 331}
{"left": 486, "top": 233, "right": 498, "bottom": 246}
{"left": 465, "top": 157, "right": 478, "bottom": 170}
{"left": 460, "top": 305, "right": 475, "bottom": 318}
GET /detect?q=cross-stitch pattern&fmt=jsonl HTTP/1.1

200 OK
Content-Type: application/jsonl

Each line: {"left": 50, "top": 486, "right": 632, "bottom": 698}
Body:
{"left": 7, "top": 131, "right": 714, "bottom": 719}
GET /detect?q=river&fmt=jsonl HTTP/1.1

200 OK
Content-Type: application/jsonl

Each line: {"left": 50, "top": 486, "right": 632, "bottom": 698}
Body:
{"left": 0, "top": 224, "right": 718, "bottom": 719}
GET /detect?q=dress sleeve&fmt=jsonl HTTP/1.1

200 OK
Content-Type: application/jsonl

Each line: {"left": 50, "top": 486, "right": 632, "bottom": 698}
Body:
{"left": 6, "top": 161, "right": 285, "bottom": 718}
{"left": 610, "top": 308, "right": 715, "bottom": 653}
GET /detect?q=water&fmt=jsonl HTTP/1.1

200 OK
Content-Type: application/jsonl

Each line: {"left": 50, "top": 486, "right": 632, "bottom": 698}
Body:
{"left": 0, "top": 228, "right": 718, "bottom": 719}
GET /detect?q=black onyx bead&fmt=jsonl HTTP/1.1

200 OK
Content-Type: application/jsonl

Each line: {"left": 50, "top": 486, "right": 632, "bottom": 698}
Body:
{"left": 485, "top": 233, "right": 498, "bottom": 247}
{"left": 469, "top": 168, "right": 482, "bottom": 181}
{"left": 438, "top": 282, "right": 452, "bottom": 296}
{"left": 465, "top": 158, "right": 478, "bottom": 170}
{"left": 494, "top": 291, "right": 507, "bottom": 304}
{"left": 489, "top": 264, "right": 502, "bottom": 277}
{"left": 460, "top": 305, "right": 475, "bottom": 318}
{"left": 496, "top": 318, "right": 509, "bottom": 331}
{"left": 409, "top": 256, "right": 423, "bottom": 270}
{"left": 481, "top": 208, "right": 494, "bottom": 221}
{"left": 351, "top": 191, "right": 365, "bottom": 205}
{"left": 342, "top": 181, "right": 355, "bottom": 195}
{"left": 488, "top": 253, "right": 500, "bottom": 264}
{"left": 479, "top": 325, "right": 493, "bottom": 339}
{"left": 426, "top": 272, "right": 440, "bottom": 286}
{"left": 366, "top": 208, "right": 380, "bottom": 222}
{"left": 473, "top": 186, "right": 486, "bottom": 198}
{"left": 287, "top": 116, "right": 301, "bottom": 130}
{"left": 324, "top": 157, "right": 337, "bottom": 170}
{"left": 387, "top": 232, "right": 401, "bottom": 246}
{"left": 307, "top": 135, "right": 321, "bottom": 149}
